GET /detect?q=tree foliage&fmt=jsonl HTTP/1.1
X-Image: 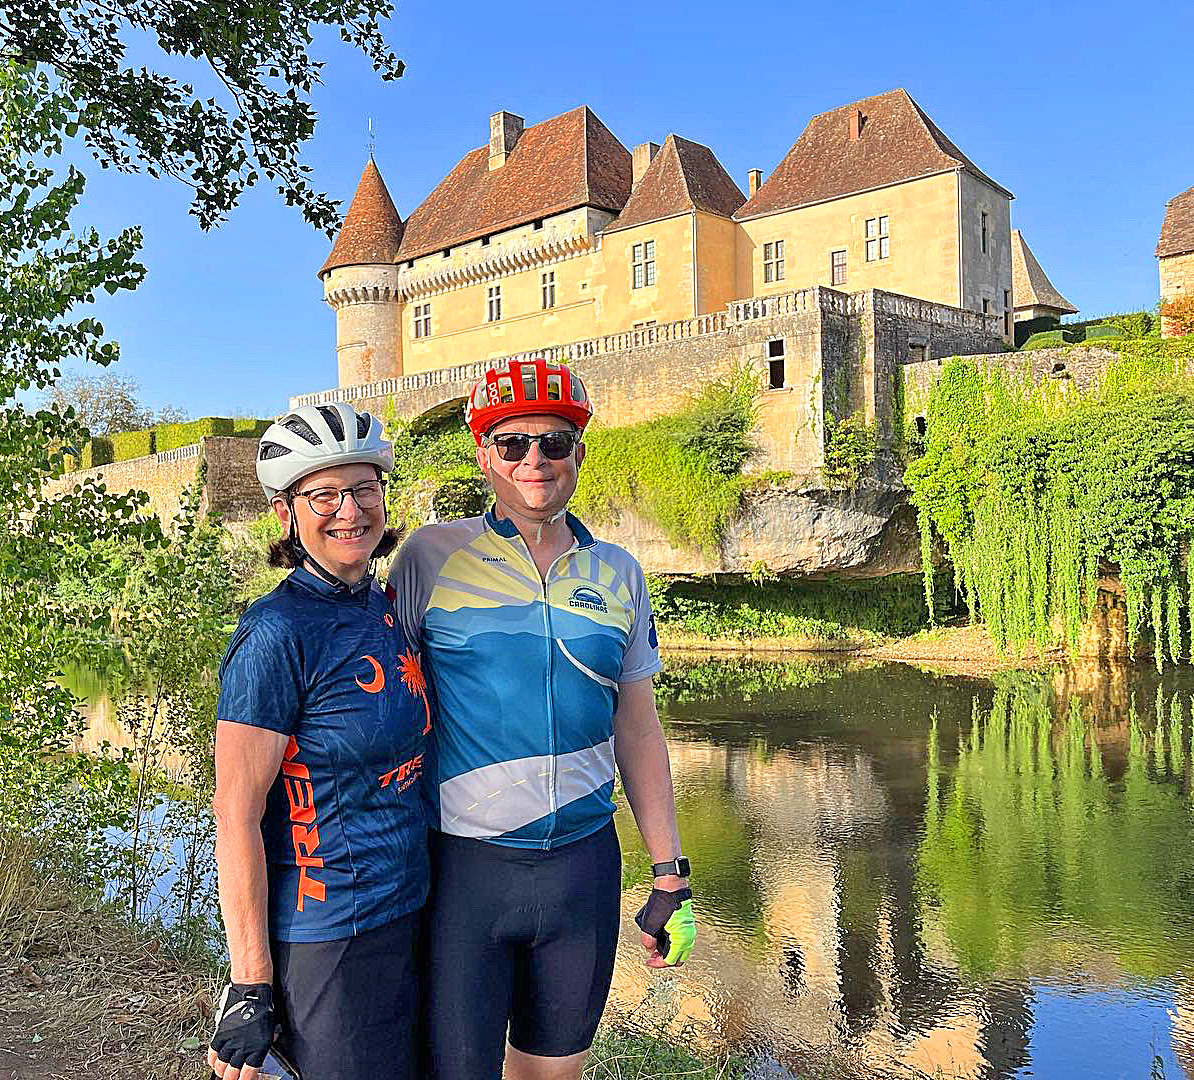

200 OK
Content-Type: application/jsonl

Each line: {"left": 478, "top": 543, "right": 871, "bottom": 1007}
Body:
{"left": 1, "top": 0, "right": 403, "bottom": 230}
{"left": 48, "top": 371, "right": 187, "bottom": 434}
{"left": 904, "top": 350, "right": 1194, "bottom": 664}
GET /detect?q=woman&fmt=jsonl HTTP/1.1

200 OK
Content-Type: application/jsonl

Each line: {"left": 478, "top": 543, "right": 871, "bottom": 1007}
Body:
{"left": 208, "top": 403, "right": 430, "bottom": 1080}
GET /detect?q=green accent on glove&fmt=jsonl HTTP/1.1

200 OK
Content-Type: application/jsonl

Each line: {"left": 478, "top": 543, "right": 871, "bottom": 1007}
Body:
{"left": 662, "top": 898, "right": 696, "bottom": 965}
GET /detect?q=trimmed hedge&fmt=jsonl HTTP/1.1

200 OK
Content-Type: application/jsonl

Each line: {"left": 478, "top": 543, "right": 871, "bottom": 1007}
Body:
{"left": 1085, "top": 323, "right": 1124, "bottom": 341}
{"left": 81, "top": 436, "right": 113, "bottom": 469}
{"left": 1021, "top": 328, "right": 1078, "bottom": 351}
{"left": 1014, "top": 315, "right": 1060, "bottom": 349}
{"left": 232, "top": 418, "right": 272, "bottom": 438}
{"left": 110, "top": 428, "right": 155, "bottom": 461}
{"left": 155, "top": 416, "right": 235, "bottom": 452}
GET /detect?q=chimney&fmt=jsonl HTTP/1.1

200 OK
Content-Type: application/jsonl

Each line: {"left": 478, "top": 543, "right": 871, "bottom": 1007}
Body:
{"left": 748, "top": 168, "right": 762, "bottom": 196}
{"left": 489, "top": 110, "right": 524, "bottom": 170}
{"left": 632, "top": 142, "right": 660, "bottom": 186}
{"left": 848, "top": 107, "right": 863, "bottom": 142}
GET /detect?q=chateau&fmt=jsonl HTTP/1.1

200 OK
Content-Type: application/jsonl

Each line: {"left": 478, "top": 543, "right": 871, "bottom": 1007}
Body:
{"left": 1158, "top": 185, "right": 1194, "bottom": 337}
{"left": 315, "top": 89, "right": 1016, "bottom": 391}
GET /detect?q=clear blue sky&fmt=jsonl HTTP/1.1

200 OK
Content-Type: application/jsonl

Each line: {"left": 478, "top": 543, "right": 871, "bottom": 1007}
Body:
{"left": 68, "top": 0, "right": 1194, "bottom": 420}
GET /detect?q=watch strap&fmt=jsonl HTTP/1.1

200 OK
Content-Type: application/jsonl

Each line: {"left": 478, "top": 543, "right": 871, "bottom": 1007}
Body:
{"left": 651, "top": 856, "right": 690, "bottom": 878}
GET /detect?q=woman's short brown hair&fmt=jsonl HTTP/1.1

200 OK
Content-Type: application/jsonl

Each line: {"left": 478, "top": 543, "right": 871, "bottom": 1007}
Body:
{"left": 267, "top": 524, "right": 405, "bottom": 569}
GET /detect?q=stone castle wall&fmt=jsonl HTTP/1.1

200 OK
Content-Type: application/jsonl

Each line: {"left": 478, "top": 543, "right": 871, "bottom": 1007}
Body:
{"left": 44, "top": 436, "right": 262, "bottom": 526}
{"left": 1160, "top": 252, "right": 1194, "bottom": 338}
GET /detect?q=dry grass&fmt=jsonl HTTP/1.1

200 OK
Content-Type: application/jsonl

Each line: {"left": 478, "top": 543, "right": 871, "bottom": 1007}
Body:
{"left": 0, "top": 831, "right": 218, "bottom": 1080}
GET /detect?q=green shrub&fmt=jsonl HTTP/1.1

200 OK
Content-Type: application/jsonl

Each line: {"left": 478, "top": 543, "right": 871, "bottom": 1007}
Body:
{"left": 572, "top": 372, "right": 759, "bottom": 555}
{"left": 109, "top": 428, "right": 155, "bottom": 461}
{"left": 1084, "top": 323, "right": 1124, "bottom": 341}
{"left": 232, "top": 417, "right": 273, "bottom": 438}
{"left": 822, "top": 411, "right": 877, "bottom": 488}
{"left": 155, "top": 416, "right": 235, "bottom": 452}
{"left": 1021, "top": 328, "right": 1079, "bottom": 351}
{"left": 904, "top": 346, "right": 1194, "bottom": 665}
{"left": 81, "top": 436, "right": 113, "bottom": 468}
{"left": 1014, "top": 316, "right": 1060, "bottom": 349}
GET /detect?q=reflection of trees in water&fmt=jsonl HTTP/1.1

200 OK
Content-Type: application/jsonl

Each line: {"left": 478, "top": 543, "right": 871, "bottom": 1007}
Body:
{"left": 919, "top": 677, "right": 1194, "bottom": 982}
{"left": 620, "top": 657, "right": 1194, "bottom": 1078}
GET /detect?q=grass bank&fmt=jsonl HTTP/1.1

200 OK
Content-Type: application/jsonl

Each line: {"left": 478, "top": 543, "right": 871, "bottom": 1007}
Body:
{"left": 0, "top": 830, "right": 757, "bottom": 1080}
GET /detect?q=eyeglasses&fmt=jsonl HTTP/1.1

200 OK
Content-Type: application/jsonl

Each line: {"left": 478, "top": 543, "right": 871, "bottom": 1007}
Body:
{"left": 485, "top": 431, "right": 578, "bottom": 462}
{"left": 293, "top": 479, "right": 385, "bottom": 516}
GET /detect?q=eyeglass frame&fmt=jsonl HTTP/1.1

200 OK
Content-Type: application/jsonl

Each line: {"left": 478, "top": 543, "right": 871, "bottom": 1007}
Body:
{"left": 481, "top": 429, "right": 581, "bottom": 462}
{"left": 290, "top": 478, "right": 387, "bottom": 517}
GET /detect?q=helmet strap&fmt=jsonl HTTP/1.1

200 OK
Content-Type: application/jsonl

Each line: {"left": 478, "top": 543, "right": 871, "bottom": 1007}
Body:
{"left": 285, "top": 493, "right": 371, "bottom": 594}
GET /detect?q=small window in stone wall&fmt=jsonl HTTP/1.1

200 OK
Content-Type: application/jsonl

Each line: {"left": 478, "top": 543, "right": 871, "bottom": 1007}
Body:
{"left": 981, "top": 211, "right": 989, "bottom": 255}
{"left": 768, "top": 338, "right": 785, "bottom": 389}
{"left": 487, "top": 284, "right": 502, "bottom": 322}
{"left": 632, "top": 240, "right": 656, "bottom": 289}
{"left": 909, "top": 344, "right": 926, "bottom": 363}
{"left": 412, "top": 302, "right": 432, "bottom": 339}
{"left": 541, "top": 271, "right": 556, "bottom": 310}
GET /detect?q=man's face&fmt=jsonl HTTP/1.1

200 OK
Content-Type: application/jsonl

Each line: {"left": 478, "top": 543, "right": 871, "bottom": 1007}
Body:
{"left": 476, "top": 414, "right": 585, "bottom": 519}
{"left": 273, "top": 462, "right": 385, "bottom": 579}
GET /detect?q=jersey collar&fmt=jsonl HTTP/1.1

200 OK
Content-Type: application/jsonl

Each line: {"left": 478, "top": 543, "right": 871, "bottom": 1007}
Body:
{"left": 289, "top": 563, "right": 374, "bottom": 600}
{"left": 485, "top": 506, "right": 595, "bottom": 549}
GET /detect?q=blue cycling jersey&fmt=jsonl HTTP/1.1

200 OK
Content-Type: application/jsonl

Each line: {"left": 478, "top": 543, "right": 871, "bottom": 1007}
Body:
{"left": 216, "top": 566, "right": 430, "bottom": 943}
{"left": 388, "top": 510, "right": 661, "bottom": 850}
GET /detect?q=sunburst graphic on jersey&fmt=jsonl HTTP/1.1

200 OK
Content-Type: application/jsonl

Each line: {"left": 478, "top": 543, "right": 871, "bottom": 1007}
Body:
{"left": 400, "top": 648, "right": 432, "bottom": 734}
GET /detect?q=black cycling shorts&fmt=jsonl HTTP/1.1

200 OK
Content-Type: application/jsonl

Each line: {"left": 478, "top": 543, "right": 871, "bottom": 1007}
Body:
{"left": 271, "top": 907, "right": 421, "bottom": 1080}
{"left": 425, "top": 821, "right": 621, "bottom": 1079}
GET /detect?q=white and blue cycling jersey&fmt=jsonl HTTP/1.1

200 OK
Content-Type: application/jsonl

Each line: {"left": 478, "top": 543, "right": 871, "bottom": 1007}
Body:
{"left": 387, "top": 509, "right": 661, "bottom": 850}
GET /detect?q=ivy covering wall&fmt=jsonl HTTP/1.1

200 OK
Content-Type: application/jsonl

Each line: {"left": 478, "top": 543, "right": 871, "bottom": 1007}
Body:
{"left": 904, "top": 336, "right": 1194, "bottom": 665}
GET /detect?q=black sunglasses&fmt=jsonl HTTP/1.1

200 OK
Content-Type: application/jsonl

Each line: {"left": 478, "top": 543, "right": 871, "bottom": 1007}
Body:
{"left": 486, "top": 431, "right": 578, "bottom": 462}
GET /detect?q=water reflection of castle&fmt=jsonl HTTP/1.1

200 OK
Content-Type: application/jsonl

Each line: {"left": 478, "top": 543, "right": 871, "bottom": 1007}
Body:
{"left": 610, "top": 662, "right": 1194, "bottom": 1079}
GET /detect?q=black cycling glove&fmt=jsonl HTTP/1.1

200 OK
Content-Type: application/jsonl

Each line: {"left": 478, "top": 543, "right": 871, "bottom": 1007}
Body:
{"left": 210, "top": 983, "right": 275, "bottom": 1072}
{"left": 634, "top": 886, "right": 697, "bottom": 965}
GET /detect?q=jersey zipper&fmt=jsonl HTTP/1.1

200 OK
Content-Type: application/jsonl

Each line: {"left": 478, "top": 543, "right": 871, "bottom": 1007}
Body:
{"left": 502, "top": 529, "right": 577, "bottom": 850}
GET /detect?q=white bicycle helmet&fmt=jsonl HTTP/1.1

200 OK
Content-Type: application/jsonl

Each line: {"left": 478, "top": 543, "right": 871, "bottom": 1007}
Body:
{"left": 256, "top": 403, "right": 394, "bottom": 501}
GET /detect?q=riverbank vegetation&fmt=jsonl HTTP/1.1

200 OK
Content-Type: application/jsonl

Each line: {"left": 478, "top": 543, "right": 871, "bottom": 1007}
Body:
{"left": 904, "top": 337, "right": 1194, "bottom": 666}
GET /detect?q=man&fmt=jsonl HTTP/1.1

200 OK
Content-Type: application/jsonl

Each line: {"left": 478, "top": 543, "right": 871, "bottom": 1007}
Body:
{"left": 389, "top": 357, "right": 696, "bottom": 1080}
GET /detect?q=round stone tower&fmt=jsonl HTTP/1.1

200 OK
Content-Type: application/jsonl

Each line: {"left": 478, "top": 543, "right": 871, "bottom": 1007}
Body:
{"left": 319, "top": 157, "right": 405, "bottom": 387}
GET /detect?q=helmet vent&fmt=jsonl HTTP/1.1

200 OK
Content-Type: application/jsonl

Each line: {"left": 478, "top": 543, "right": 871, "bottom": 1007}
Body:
{"left": 282, "top": 416, "right": 321, "bottom": 445}
{"left": 356, "top": 413, "right": 371, "bottom": 439}
{"left": 316, "top": 406, "right": 345, "bottom": 440}
{"left": 258, "top": 441, "right": 291, "bottom": 460}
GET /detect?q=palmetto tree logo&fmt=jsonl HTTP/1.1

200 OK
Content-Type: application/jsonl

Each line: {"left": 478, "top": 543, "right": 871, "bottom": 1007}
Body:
{"left": 400, "top": 649, "right": 432, "bottom": 734}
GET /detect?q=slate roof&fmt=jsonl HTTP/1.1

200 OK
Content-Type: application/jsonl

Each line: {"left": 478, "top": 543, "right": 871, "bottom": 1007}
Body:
{"left": 393, "top": 106, "right": 632, "bottom": 262}
{"left": 319, "top": 158, "right": 404, "bottom": 278}
{"left": 1011, "top": 229, "right": 1076, "bottom": 314}
{"left": 735, "top": 89, "right": 1012, "bottom": 221}
{"left": 604, "top": 134, "right": 746, "bottom": 233}
{"left": 1156, "top": 185, "right": 1194, "bottom": 258}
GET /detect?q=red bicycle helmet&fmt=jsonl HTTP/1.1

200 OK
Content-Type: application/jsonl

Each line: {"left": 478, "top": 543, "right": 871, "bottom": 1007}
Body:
{"left": 465, "top": 357, "right": 594, "bottom": 446}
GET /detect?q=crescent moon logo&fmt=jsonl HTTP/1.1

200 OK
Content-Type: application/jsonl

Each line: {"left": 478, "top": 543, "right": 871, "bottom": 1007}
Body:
{"left": 355, "top": 655, "right": 385, "bottom": 694}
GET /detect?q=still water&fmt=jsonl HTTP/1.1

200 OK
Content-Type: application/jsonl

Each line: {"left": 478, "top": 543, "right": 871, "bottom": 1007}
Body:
{"left": 609, "top": 657, "right": 1194, "bottom": 1079}
{"left": 68, "top": 655, "right": 1194, "bottom": 1078}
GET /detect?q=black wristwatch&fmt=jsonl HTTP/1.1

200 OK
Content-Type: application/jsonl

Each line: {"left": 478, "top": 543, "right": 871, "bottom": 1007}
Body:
{"left": 651, "top": 856, "right": 691, "bottom": 879}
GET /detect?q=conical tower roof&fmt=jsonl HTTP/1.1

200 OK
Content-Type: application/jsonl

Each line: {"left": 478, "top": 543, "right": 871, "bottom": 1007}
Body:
{"left": 1011, "top": 229, "right": 1076, "bottom": 314}
{"left": 319, "top": 158, "right": 404, "bottom": 278}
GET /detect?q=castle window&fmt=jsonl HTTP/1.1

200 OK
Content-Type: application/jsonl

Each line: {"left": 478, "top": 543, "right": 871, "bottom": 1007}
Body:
{"left": 533, "top": 219, "right": 544, "bottom": 231}
{"left": 412, "top": 302, "right": 432, "bottom": 339}
{"left": 909, "top": 344, "right": 926, "bottom": 363}
{"left": 633, "top": 319, "right": 657, "bottom": 345}
{"left": 632, "top": 240, "right": 656, "bottom": 289}
{"left": 487, "top": 284, "right": 502, "bottom": 322}
{"left": 763, "top": 240, "right": 785, "bottom": 283}
{"left": 541, "top": 271, "right": 556, "bottom": 310}
{"left": 442, "top": 247, "right": 451, "bottom": 259}
{"left": 1003, "top": 289, "right": 1011, "bottom": 336}
{"left": 481, "top": 236, "right": 490, "bottom": 247}
{"left": 981, "top": 211, "right": 989, "bottom": 255}
{"left": 865, "top": 216, "right": 889, "bottom": 261}
{"left": 982, "top": 299, "right": 990, "bottom": 315}
{"left": 768, "top": 338, "right": 785, "bottom": 389}
{"left": 831, "top": 249, "right": 847, "bottom": 286}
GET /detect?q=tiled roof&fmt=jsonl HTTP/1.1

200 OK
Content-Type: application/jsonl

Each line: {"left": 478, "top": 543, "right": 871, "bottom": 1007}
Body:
{"left": 735, "top": 89, "right": 1012, "bottom": 221}
{"left": 394, "top": 106, "right": 632, "bottom": 262}
{"left": 1011, "top": 229, "right": 1076, "bottom": 314}
{"left": 319, "top": 158, "right": 404, "bottom": 277}
{"left": 1157, "top": 185, "right": 1194, "bottom": 258}
{"left": 604, "top": 135, "right": 746, "bottom": 234}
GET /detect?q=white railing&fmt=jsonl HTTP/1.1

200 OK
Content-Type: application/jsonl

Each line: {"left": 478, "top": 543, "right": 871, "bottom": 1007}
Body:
{"left": 155, "top": 443, "right": 202, "bottom": 464}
